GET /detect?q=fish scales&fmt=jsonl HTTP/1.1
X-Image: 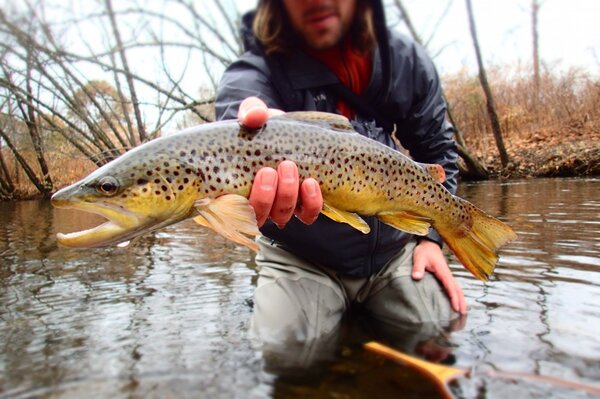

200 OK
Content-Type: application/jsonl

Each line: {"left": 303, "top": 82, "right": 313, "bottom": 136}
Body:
{"left": 51, "top": 112, "right": 516, "bottom": 281}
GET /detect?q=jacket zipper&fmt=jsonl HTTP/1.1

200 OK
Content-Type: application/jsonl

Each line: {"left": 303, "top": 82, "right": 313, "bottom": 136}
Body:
{"left": 340, "top": 49, "right": 355, "bottom": 93}
{"left": 368, "top": 218, "right": 380, "bottom": 275}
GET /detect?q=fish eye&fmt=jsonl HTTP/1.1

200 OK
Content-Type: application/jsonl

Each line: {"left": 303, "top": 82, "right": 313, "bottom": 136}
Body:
{"left": 97, "top": 176, "right": 119, "bottom": 196}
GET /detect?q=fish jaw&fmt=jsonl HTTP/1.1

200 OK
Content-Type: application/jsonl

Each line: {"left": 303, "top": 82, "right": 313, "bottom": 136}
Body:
{"left": 51, "top": 184, "right": 153, "bottom": 248}
{"left": 56, "top": 219, "right": 132, "bottom": 248}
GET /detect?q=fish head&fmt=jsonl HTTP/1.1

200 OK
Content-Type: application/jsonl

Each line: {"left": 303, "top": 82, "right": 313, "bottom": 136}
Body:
{"left": 52, "top": 151, "right": 199, "bottom": 248}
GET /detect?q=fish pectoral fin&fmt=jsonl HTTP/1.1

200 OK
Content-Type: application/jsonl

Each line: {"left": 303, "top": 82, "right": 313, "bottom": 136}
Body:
{"left": 417, "top": 162, "right": 446, "bottom": 183}
{"left": 321, "top": 203, "right": 370, "bottom": 234}
{"left": 274, "top": 112, "right": 355, "bottom": 132}
{"left": 377, "top": 211, "right": 432, "bottom": 236}
{"left": 193, "top": 194, "right": 261, "bottom": 252}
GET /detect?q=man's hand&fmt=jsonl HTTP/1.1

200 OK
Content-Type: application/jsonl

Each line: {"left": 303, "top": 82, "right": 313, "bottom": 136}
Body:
{"left": 412, "top": 239, "right": 467, "bottom": 314}
{"left": 238, "top": 97, "right": 323, "bottom": 228}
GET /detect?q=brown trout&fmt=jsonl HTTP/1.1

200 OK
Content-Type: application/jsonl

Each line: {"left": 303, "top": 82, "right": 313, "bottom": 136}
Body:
{"left": 51, "top": 112, "right": 516, "bottom": 281}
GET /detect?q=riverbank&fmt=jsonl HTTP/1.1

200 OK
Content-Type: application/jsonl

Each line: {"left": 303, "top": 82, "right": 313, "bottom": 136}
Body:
{"left": 464, "top": 126, "right": 600, "bottom": 179}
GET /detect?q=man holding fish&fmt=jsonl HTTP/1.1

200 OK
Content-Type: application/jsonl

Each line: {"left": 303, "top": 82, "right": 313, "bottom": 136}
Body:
{"left": 52, "top": 0, "right": 516, "bottom": 353}
{"left": 216, "top": 0, "right": 469, "bottom": 343}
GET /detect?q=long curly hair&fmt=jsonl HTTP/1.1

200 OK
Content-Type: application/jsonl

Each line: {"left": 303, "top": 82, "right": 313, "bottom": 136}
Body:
{"left": 253, "top": 0, "right": 376, "bottom": 54}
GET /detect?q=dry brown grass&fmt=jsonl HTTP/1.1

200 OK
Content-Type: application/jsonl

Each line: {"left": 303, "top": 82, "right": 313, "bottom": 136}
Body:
{"left": 444, "top": 64, "right": 600, "bottom": 177}
{"left": 1, "top": 147, "right": 96, "bottom": 199}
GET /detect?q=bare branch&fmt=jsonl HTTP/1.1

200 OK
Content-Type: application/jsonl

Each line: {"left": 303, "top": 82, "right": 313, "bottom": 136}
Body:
{"left": 105, "top": 0, "right": 147, "bottom": 142}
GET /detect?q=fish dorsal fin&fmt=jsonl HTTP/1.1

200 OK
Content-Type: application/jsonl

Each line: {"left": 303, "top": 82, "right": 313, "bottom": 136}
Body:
{"left": 417, "top": 162, "right": 446, "bottom": 183}
{"left": 193, "top": 194, "right": 261, "bottom": 251}
{"left": 274, "top": 112, "right": 355, "bottom": 132}
{"left": 321, "top": 203, "right": 371, "bottom": 233}
{"left": 377, "top": 211, "right": 432, "bottom": 236}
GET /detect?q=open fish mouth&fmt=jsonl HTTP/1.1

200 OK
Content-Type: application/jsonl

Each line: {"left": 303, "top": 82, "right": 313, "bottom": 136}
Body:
{"left": 52, "top": 196, "right": 144, "bottom": 248}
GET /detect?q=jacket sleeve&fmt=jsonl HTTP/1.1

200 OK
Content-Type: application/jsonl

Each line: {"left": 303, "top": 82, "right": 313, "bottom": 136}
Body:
{"left": 215, "top": 52, "right": 283, "bottom": 121}
{"left": 389, "top": 34, "right": 459, "bottom": 245}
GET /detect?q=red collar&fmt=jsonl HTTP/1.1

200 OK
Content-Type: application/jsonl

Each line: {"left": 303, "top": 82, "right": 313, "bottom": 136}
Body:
{"left": 305, "top": 40, "right": 372, "bottom": 118}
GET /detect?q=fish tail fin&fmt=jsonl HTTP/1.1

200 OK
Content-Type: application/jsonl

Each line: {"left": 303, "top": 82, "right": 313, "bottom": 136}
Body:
{"left": 440, "top": 199, "right": 517, "bottom": 281}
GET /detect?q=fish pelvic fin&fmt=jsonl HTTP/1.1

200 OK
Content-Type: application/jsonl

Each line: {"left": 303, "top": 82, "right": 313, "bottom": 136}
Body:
{"left": 193, "top": 194, "right": 261, "bottom": 252}
{"left": 321, "top": 203, "right": 371, "bottom": 233}
{"left": 377, "top": 211, "right": 432, "bottom": 236}
{"left": 440, "top": 199, "right": 517, "bottom": 281}
{"left": 417, "top": 162, "right": 446, "bottom": 183}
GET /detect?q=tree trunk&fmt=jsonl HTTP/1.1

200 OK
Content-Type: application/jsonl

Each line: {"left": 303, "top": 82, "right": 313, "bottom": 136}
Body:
{"left": 531, "top": 0, "right": 541, "bottom": 107}
{"left": 465, "top": 0, "right": 510, "bottom": 168}
{"left": 105, "top": 0, "right": 147, "bottom": 143}
{"left": 395, "top": 0, "right": 489, "bottom": 179}
{"left": 0, "top": 142, "right": 15, "bottom": 199}
{"left": 0, "top": 127, "right": 47, "bottom": 194}
{"left": 25, "top": 47, "right": 53, "bottom": 195}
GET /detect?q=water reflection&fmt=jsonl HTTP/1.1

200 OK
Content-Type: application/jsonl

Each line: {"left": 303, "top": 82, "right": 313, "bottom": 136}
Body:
{"left": 0, "top": 178, "right": 599, "bottom": 398}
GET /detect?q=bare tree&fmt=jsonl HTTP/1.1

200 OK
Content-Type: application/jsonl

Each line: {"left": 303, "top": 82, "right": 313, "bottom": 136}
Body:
{"left": 0, "top": 0, "right": 243, "bottom": 197}
{"left": 105, "top": 0, "right": 147, "bottom": 143}
{"left": 393, "top": 0, "right": 489, "bottom": 179}
{"left": 465, "top": 0, "right": 510, "bottom": 168}
{"left": 532, "top": 0, "right": 542, "bottom": 107}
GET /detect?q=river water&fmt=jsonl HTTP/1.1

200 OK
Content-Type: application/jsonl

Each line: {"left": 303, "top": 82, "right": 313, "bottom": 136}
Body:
{"left": 0, "top": 178, "right": 599, "bottom": 398}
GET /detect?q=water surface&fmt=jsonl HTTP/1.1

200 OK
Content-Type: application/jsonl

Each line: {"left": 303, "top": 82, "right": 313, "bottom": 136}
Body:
{"left": 1, "top": 178, "right": 599, "bottom": 398}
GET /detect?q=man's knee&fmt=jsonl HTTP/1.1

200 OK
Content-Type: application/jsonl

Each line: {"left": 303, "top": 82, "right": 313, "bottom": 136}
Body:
{"left": 251, "top": 276, "right": 346, "bottom": 343}
{"left": 365, "top": 273, "right": 456, "bottom": 324}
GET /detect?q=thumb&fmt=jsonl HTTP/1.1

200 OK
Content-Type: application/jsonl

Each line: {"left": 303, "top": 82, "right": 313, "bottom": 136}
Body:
{"left": 412, "top": 254, "right": 426, "bottom": 280}
{"left": 238, "top": 97, "right": 269, "bottom": 129}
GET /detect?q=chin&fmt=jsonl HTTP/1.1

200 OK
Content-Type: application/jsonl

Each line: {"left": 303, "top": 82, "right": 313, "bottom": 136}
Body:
{"left": 307, "top": 36, "right": 342, "bottom": 50}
